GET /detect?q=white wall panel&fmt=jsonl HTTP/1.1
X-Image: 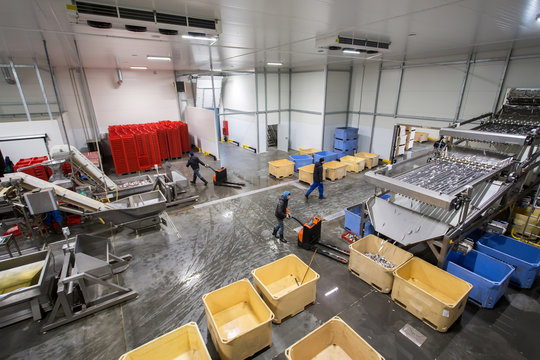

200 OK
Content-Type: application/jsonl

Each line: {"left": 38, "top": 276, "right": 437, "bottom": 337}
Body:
{"left": 258, "top": 114, "right": 267, "bottom": 152}
{"left": 0, "top": 119, "right": 64, "bottom": 163}
{"left": 399, "top": 64, "right": 465, "bottom": 118}
{"left": 323, "top": 113, "right": 347, "bottom": 151}
{"left": 222, "top": 113, "right": 256, "bottom": 150}
{"left": 377, "top": 69, "right": 400, "bottom": 114}
{"left": 185, "top": 106, "right": 219, "bottom": 158}
{"left": 325, "top": 71, "right": 349, "bottom": 113}
{"left": 371, "top": 116, "right": 395, "bottom": 160}
{"left": 460, "top": 61, "right": 504, "bottom": 119}
{"left": 85, "top": 68, "right": 179, "bottom": 133}
{"left": 290, "top": 112, "right": 323, "bottom": 150}
{"left": 222, "top": 74, "right": 255, "bottom": 111}
{"left": 267, "top": 112, "right": 279, "bottom": 125}
{"left": 359, "top": 63, "right": 380, "bottom": 112}
{"left": 266, "top": 73, "right": 279, "bottom": 110}
{"left": 291, "top": 72, "right": 324, "bottom": 112}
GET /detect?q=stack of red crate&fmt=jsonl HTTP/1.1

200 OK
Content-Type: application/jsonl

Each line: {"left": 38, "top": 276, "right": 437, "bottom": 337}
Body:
{"left": 13, "top": 156, "right": 51, "bottom": 181}
{"left": 108, "top": 121, "right": 189, "bottom": 174}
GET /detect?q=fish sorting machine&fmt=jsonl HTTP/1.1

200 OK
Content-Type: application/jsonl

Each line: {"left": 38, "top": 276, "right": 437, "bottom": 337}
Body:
{"left": 364, "top": 88, "right": 540, "bottom": 266}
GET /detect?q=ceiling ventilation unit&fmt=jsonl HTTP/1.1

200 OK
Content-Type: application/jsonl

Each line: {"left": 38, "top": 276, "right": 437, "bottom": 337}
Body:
{"left": 71, "top": 1, "right": 221, "bottom": 37}
{"left": 316, "top": 34, "right": 390, "bottom": 53}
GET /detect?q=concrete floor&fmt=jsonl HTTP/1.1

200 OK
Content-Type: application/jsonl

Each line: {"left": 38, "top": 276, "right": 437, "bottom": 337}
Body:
{"left": 2, "top": 143, "right": 540, "bottom": 360}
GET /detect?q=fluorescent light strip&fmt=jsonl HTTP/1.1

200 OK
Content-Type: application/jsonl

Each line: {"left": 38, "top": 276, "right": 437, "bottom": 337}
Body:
{"left": 182, "top": 34, "right": 217, "bottom": 41}
{"left": 130, "top": 66, "right": 147, "bottom": 70}
{"left": 147, "top": 56, "right": 171, "bottom": 61}
{"left": 267, "top": 62, "right": 283, "bottom": 66}
{"left": 343, "top": 49, "right": 361, "bottom": 54}
{"left": 325, "top": 287, "right": 339, "bottom": 296}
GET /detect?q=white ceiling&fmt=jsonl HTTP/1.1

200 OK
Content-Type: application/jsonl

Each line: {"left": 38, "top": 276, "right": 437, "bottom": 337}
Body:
{"left": 0, "top": 0, "right": 540, "bottom": 71}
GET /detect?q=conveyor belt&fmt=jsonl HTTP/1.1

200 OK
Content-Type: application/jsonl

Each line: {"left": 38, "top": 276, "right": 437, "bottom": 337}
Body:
{"left": 475, "top": 123, "right": 538, "bottom": 135}
{"left": 394, "top": 159, "right": 492, "bottom": 195}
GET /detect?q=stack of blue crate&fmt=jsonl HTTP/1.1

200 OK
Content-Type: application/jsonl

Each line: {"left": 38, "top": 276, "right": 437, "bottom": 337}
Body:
{"left": 334, "top": 127, "right": 358, "bottom": 158}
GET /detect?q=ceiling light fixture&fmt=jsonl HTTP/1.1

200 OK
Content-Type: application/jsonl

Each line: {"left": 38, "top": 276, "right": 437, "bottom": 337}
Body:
{"left": 537, "top": 14, "right": 540, "bottom": 22}
{"left": 267, "top": 62, "right": 283, "bottom": 66}
{"left": 182, "top": 34, "right": 217, "bottom": 42}
{"left": 130, "top": 66, "right": 148, "bottom": 70}
{"left": 147, "top": 56, "right": 171, "bottom": 61}
{"left": 343, "top": 49, "right": 361, "bottom": 55}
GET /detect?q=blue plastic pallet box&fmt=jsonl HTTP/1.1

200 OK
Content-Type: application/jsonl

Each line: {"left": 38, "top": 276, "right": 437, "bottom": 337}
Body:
{"left": 444, "top": 249, "right": 514, "bottom": 308}
{"left": 334, "top": 148, "right": 355, "bottom": 158}
{"left": 334, "top": 138, "right": 358, "bottom": 151}
{"left": 289, "top": 154, "right": 313, "bottom": 172}
{"left": 313, "top": 151, "right": 338, "bottom": 163}
{"left": 475, "top": 232, "right": 540, "bottom": 288}
{"left": 344, "top": 204, "right": 363, "bottom": 235}
{"left": 335, "top": 127, "right": 358, "bottom": 140}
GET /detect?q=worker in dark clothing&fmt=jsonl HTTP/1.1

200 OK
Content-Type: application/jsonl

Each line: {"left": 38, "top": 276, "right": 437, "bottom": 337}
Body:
{"left": 186, "top": 152, "right": 208, "bottom": 185}
{"left": 0, "top": 150, "right": 5, "bottom": 177}
{"left": 273, "top": 190, "right": 291, "bottom": 243}
{"left": 4, "top": 157, "right": 14, "bottom": 174}
{"left": 305, "top": 158, "right": 325, "bottom": 199}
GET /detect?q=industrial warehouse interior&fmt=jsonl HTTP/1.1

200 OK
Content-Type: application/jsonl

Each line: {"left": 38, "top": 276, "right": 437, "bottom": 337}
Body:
{"left": 1, "top": 0, "right": 540, "bottom": 359}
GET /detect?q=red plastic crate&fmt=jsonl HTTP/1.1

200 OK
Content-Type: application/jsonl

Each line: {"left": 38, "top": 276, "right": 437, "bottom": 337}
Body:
{"left": 121, "top": 134, "right": 139, "bottom": 172}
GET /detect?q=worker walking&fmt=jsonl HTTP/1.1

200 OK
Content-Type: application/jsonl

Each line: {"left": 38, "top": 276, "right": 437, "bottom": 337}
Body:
{"left": 305, "top": 158, "right": 325, "bottom": 199}
{"left": 273, "top": 191, "right": 291, "bottom": 243}
{"left": 186, "top": 152, "right": 208, "bottom": 185}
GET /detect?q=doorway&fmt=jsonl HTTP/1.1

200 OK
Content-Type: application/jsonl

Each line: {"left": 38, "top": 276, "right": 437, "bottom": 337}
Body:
{"left": 267, "top": 124, "right": 278, "bottom": 148}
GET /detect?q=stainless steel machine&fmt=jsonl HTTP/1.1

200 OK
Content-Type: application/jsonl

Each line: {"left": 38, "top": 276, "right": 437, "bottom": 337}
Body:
{"left": 363, "top": 88, "right": 540, "bottom": 266}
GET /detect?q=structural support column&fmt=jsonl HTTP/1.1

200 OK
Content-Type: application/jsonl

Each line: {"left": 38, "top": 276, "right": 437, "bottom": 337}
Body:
{"left": 321, "top": 64, "right": 329, "bottom": 149}
{"left": 9, "top": 57, "right": 31, "bottom": 121}
{"left": 492, "top": 47, "right": 513, "bottom": 114}
{"left": 394, "top": 60, "right": 405, "bottom": 117}
{"left": 264, "top": 66, "right": 268, "bottom": 152}
{"left": 454, "top": 51, "right": 473, "bottom": 123}
{"left": 208, "top": 46, "right": 220, "bottom": 152}
{"left": 345, "top": 65, "right": 353, "bottom": 126}
{"left": 288, "top": 68, "right": 292, "bottom": 149}
{"left": 369, "top": 62, "right": 382, "bottom": 153}
{"left": 34, "top": 59, "right": 53, "bottom": 121}
{"left": 277, "top": 68, "right": 281, "bottom": 125}
{"left": 254, "top": 70, "right": 260, "bottom": 152}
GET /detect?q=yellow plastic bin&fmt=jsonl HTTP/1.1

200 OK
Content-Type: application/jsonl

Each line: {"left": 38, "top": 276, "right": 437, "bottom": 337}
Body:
{"left": 251, "top": 254, "right": 320, "bottom": 324}
{"left": 391, "top": 257, "right": 472, "bottom": 332}
{"left": 285, "top": 316, "right": 385, "bottom": 360}
{"left": 354, "top": 152, "right": 379, "bottom": 169}
{"left": 268, "top": 159, "right": 295, "bottom": 179}
{"left": 202, "top": 279, "right": 274, "bottom": 360}
{"left": 348, "top": 235, "right": 413, "bottom": 293}
{"left": 298, "top": 164, "right": 326, "bottom": 185}
{"left": 299, "top": 148, "right": 322, "bottom": 157}
{"left": 340, "top": 155, "right": 366, "bottom": 173}
{"left": 324, "top": 161, "right": 348, "bottom": 181}
{"left": 119, "top": 322, "right": 210, "bottom": 360}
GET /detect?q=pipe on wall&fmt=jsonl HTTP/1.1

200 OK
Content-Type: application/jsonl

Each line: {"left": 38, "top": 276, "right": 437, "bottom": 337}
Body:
{"left": 1, "top": 67, "right": 15, "bottom": 85}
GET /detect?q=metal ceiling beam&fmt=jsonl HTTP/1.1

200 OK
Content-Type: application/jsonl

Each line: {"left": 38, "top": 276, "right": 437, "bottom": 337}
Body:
{"left": 34, "top": 58, "right": 53, "bottom": 121}
{"left": 8, "top": 57, "right": 31, "bottom": 122}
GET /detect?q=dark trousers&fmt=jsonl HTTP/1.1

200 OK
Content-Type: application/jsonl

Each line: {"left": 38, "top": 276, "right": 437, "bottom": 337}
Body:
{"left": 273, "top": 218, "right": 284, "bottom": 237}
{"left": 306, "top": 181, "right": 324, "bottom": 198}
{"left": 192, "top": 169, "right": 207, "bottom": 183}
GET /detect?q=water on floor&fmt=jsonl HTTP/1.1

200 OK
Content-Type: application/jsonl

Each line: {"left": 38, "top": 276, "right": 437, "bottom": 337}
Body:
{"left": 1, "top": 143, "right": 539, "bottom": 360}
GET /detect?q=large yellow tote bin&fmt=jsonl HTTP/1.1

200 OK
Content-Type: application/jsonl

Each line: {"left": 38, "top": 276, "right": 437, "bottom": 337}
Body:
{"left": 202, "top": 279, "right": 274, "bottom": 360}
{"left": 340, "top": 155, "right": 366, "bottom": 173}
{"left": 268, "top": 159, "right": 295, "bottom": 179}
{"left": 354, "top": 152, "right": 379, "bottom": 169}
{"left": 348, "top": 234, "right": 413, "bottom": 293}
{"left": 299, "top": 148, "right": 322, "bottom": 156}
{"left": 324, "top": 161, "right": 348, "bottom": 181}
{"left": 391, "top": 257, "right": 473, "bottom": 332}
{"left": 251, "top": 254, "right": 320, "bottom": 324}
{"left": 119, "top": 322, "right": 210, "bottom": 360}
{"left": 285, "top": 316, "right": 385, "bottom": 360}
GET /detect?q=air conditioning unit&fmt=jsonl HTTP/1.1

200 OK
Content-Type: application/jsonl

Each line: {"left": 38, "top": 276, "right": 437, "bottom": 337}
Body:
{"left": 316, "top": 34, "right": 391, "bottom": 53}
{"left": 68, "top": 1, "right": 221, "bottom": 38}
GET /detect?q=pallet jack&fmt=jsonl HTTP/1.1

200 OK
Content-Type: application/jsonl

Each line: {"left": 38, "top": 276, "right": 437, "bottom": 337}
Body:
{"left": 291, "top": 215, "right": 350, "bottom": 264}
{"left": 207, "top": 166, "right": 246, "bottom": 189}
